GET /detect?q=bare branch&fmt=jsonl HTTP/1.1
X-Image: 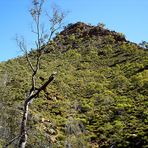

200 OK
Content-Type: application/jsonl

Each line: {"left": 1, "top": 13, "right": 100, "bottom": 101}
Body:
{"left": 4, "top": 135, "right": 20, "bottom": 148}
{"left": 15, "top": 36, "right": 35, "bottom": 72}
{"left": 46, "top": 5, "right": 66, "bottom": 40}
{"left": 29, "top": 72, "right": 56, "bottom": 102}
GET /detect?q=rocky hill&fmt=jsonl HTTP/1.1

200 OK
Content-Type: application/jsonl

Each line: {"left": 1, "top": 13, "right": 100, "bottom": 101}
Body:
{"left": 60, "top": 22, "right": 126, "bottom": 42}
{"left": 0, "top": 22, "right": 148, "bottom": 147}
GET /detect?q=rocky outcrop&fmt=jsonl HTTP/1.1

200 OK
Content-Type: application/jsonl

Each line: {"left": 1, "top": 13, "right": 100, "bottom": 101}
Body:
{"left": 60, "top": 22, "right": 126, "bottom": 42}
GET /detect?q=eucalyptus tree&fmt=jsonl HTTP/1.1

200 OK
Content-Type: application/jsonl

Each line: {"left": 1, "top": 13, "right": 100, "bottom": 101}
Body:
{"left": 5, "top": 0, "right": 65, "bottom": 147}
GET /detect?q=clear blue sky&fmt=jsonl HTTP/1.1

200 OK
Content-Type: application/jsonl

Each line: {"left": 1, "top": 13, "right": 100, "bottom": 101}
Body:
{"left": 0, "top": 0, "right": 148, "bottom": 61}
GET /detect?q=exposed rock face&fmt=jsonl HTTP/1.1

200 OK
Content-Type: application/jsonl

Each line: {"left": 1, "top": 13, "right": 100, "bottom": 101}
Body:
{"left": 60, "top": 22, "right": 93, "bottom": 36}
{"left": 60, "top": 22, "right": 126, "bottom": 42}
{"left": 88, "top": 26, "right": 126, "bottom": 42}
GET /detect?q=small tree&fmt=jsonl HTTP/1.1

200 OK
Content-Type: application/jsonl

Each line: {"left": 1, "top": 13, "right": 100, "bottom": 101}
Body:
{"left": 139, "top": 41, "right": 148, "bottom": 49}
{"left": 5, "top": 0, "right": 65, "bottom": 147}
{"left": 98, "top": 22, "right": 105, "bottom": 28}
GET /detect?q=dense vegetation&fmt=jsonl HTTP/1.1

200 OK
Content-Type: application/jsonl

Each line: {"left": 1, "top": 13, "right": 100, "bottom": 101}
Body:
{"left": 0, "top": 22, "right": 148, "bottom": 147}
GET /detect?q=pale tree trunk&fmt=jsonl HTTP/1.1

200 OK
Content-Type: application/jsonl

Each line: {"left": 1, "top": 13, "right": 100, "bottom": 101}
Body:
{"left": 18, "top": 101, "right": 29, "bottom": 148}
{"left": 18, "top": 74, "right": 55, "bottom": 147}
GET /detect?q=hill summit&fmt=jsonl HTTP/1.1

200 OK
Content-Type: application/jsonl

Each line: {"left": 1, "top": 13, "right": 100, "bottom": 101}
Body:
{"left": 60, "top": 22, "right": 126, "bottom": 42}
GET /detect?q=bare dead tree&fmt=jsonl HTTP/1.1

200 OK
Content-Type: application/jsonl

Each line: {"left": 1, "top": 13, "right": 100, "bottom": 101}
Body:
{"left": 5, "top": 0, "right": 65, "bottom": 147}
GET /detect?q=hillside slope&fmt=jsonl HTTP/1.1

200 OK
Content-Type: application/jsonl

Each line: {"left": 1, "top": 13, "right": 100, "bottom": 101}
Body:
{"left": 0, "top": 22, "right": 148, "bottom": 147}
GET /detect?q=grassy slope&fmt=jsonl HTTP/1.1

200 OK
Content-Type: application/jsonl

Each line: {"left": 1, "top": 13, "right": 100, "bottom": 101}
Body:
{"left": 0, "top": 22, "right": 148, "bottom": 147}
